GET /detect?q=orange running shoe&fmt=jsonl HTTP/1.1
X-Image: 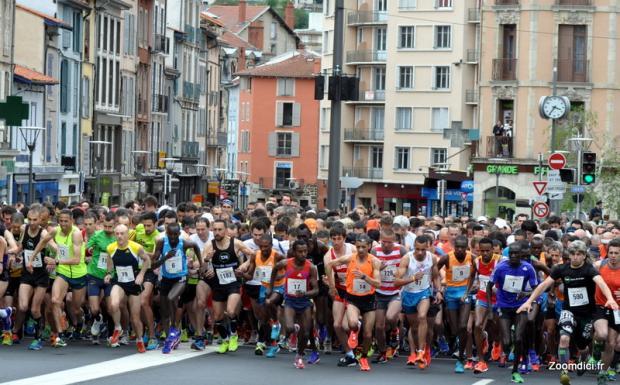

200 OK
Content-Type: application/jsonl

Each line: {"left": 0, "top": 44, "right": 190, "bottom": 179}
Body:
{"left": 416, "top": 350, "right": 427, "bottom": 370}
{"left": 473, "top": 361, "right": 489, "bottom": 374}
{"left": 386, "top": 346, "right": 394, "bottom": 359}
{"left": 360, "top": 357, "right": 370, "bottom": 371}
{"left": 109, "top": 329, "right": 122, "bottom": 348}
{"left": 491, "top": 342, "right": 502, "bottom": 361}
{"left": 424, "top": 345, "right": 432, "bottom": 367}
{"left": 482, "top": 335, "right": 489, "bottom": 355}
{"left": 137, "top": 340, "right": 146, "bottom": 353}
{"left": 407, "top": 353, "right": 416, "bottom": 366}
{"left": 348, "top": 329, "right": 359, "bottom": 350}
{"left": 464, "top": 359, "right": 475, "bottom": 370}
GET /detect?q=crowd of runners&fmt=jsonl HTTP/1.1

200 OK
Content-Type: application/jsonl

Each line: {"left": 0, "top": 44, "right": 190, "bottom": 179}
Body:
{"left": 0, "top": 195, "right": 619, "bottom": 385}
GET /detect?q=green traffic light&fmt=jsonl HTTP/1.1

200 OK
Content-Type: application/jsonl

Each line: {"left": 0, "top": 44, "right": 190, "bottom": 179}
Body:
{"left": 583, "top": 174, "right": 595, "bottom": 184}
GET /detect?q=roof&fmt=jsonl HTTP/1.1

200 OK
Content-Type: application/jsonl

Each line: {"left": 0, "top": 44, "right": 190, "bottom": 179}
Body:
{"left": 14, "top": 65, "right": 59, "bottom": 85}
{"left": 235, "top": 50, "right": 319, "bottom": 78}
{"left": 200, "top": 12, "right": 225, "bottom": 28}
{"left": 16, "top": 4, "right": 72, "bottom": 29}
{"left": 206, "top": 5, "right": 269, "bottom": 34}
{"left": 219, "top": 30, "right": 257, "bottom": 51}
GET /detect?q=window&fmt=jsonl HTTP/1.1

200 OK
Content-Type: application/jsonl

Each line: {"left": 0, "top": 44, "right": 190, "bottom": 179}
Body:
{"left": 84, "top": 19, "right": 90, "bottom": 58}
{"left": 270, "top": 22, "right": 277, "bottom": 39}
{"left": 277, "top": 132, "right": 292, "bottom": 156}
{"left": 270, "top": 43, "right": 277, "bottom": 53}
{"left": 353, "top": 145, "right": 361, "bottom": 161}
{"left": 276, "top": 102, "right": 301, "bottom": 126}
{"left": 241, "top": 130, "right": 250, "bottom": 152}
{"left": 395, "top": 147, "right": 410, "bottom": 170}
{"left": 60, "top": 59, "right": 69, "bottom": 113}
{"left": 241, "top": 77, "right": 252, "bottom": 91}
{"left": 275, "top": 165, "right": 291, "bottom": 188}
{"left": 320, "top": 145, "right": 329, "bottom": 169}
{"left": 397, "top": 66, "right": 413, "bottom": 89}
{"left": 61, "top": 123, "right": 67, "bottom": 155}
{"left": 73, "top": 11, "right": 81, "bottom": 53}
{"left": 371, "top": 146, "right": 383, "bottom": 169}
{"left": 396, "top": 107, "right": 412, "bottom": 130}
{"left": 357, "top": 28, "right": 364, "bottom": 44}
{"left": 73, "top": 124, "right": 78, "bottom": 155}
{"left": 434, "top": 26, "right": 451, "bottom": 49}
{"left": 320, "top": 107, "right": 330, "bottom": 131}
{"left": 431, "top": 107, "right": 449, "bottom": 132}
{"left": 399, "top": 0, "right": 416, "bottom": 9}
{"left": 82, "top": 77, "right": 90, "bottom": 118}
{"left": 434, "top": 66, "right": 450, "bottom": 89}
{"left": 47, "top": 54, "right": 54, "bottom": 98}
{"left": 277, "top": 78, "right": 295, "bottom": 96}
{"left": 375, "top": 27, "right": 387, "bottom": 51}
{"left": 398, "top": 26, "right": 415, "bottom": 49}
{"left": 436, "top": 0, "right": 453, "bottom": 8}
{"left": 373, "top": 67, "right": 385, "bottom": 90}
{"left": 431, "top": 148, "right": 447, "bottom": 166}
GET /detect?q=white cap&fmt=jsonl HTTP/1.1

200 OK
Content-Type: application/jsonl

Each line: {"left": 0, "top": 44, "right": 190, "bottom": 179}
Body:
{"left": 477, "top": 216, "right": 488, "bottom": 223}
{"left": 201, "top": 213, "right": 215, "bottom": 222}
{"left": 393, "top": 215, "right": 410, "bottom": 227}
{"left": 495, "top": 218, "right": 508, "bottom": 229}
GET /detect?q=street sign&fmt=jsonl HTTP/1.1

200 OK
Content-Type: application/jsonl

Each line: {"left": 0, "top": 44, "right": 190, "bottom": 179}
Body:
{"left": 547, "top": 169, "right": 566, "bottom": 193}
{"left": 549, "top": 192, "right": 564, "bottom": 201}
{"left": 571, "top": 185, "right": 586, "bottom": 194}
{"left": 533, "top": 195, "right": 548, "bottom": 203}
{"left": 460, "top": 192, "right": 468, "bottom": 201}
{"left": 548, "top": 152, "right": 567, "bottom": 170}
{"left": 0, "top": 96, "right": 29, "bottom": 126}
{"left": 532, "top": 181, "right": 548, "bottom": 195}
{"left": 533, "top": 202, "right": 550, "bottom": 218}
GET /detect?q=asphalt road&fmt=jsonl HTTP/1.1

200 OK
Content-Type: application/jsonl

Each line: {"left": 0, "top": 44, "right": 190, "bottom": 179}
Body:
{"left": 0, "top": 340, "right": 603, "bottom": 385}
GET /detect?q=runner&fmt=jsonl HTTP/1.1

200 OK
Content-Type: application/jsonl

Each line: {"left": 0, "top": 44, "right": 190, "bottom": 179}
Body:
{"left": 327, "top": 234, "right": 381, "bottom": 372}
{"left": 189, "top": 216, "right": 212, "bottom": 350}
{"left": 518, "top": 240, "right": 619, "bottom": 385}
{"left": 104, "top": 224, "right": 149, "bottom": 352}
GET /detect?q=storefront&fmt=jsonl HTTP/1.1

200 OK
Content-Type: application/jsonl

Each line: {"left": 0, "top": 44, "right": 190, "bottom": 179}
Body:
{"left": 421, "top": 186, "right": 473, "bottom": 217}
{"left": 376, "top": 184, "right": 423, "bottom": 215}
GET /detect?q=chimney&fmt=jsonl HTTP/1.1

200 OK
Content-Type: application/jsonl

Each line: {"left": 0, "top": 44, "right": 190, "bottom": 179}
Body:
{"left": 284, "top": 1, "right": 295, "bottom": 29}
{"left": 239, "top": 0, "right": 247, "bottom": 25}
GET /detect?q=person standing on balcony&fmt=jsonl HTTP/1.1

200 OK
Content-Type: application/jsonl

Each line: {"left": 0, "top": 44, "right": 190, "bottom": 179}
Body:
{"left": 492, "top": 121, "right": 504, "bottom": 156}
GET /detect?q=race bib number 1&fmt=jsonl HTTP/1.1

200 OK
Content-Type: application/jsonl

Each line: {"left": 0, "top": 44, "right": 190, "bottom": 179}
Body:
{"left": 502, "top": 275, "right": 524, "bottom": 294}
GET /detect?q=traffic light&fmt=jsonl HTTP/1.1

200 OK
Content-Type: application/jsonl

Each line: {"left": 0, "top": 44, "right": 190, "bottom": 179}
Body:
{"left": 559, "top": 168, "right": 576, "bottom": 183}
{"left": 581, "top": 151, "right": 596, "bottom": 185}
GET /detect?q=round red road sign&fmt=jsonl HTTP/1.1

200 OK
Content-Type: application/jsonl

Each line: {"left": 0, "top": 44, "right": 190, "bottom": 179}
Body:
{"left": 548, "top": 153, "right": 567, "bottom": 170}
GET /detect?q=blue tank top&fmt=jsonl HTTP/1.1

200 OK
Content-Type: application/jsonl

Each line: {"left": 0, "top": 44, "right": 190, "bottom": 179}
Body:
{"left": 161, "top": 237, "right": 188, "bottom": 279}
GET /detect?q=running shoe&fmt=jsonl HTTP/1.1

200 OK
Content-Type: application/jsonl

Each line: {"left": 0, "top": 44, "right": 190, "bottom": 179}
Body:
{"left": 465, "top": 359, "right": 475, "bottom": 370}
{"left": 146, "top": 338, "right": 159, "bottom": 351}
{"left": 368, "top": 344, "right": 375, "bottom": 359}
{"left": 338, "top": 354, "right": 358, "bottom": 367}
{"left": 294, "top": 355, "right": 305, "bottom": 369}
{"left": 109, "top": 329, "right": 122, "bottom": 348}
{"left": 53, "top": 336, "right": 67, "bottom": 348}
{"left": 474, "top": 361, "right": 489, "bottom": 374}
{"left": 499, "top": 353, "right": 507, "bottom": 368}
{"left": 407, "top": 353, "right": 416, "bottom": 366}
{"left": 278, "top": 335, "right": 289, "bottom": 351}
{"left": 247, "top": 330, "right": 258, "bottom": 345}
{"left": 266, "top": 345, "right": 278, "bottom": 358}
{"left": 217, "top": 339, "right": 229, "bottom": 354}
{"left": 519, "top": 356, "right": 530, "bottom": 375}
{"left": 41, "top": 325, "right": 51, "bottom": 341}
{"left": 359, "top": 357, "right": 370, "bottom": 371}
{"left": 386, "top": 346, "right": 396, "bottom": 359}
{"left": 137, "top": 340, "right": 146, "bottom": 353}
{"left": 491, "top": 342, "right": 502, "bottom": 361}
{"left": 424, "top": 345, "right": 432, "bottom": 367}
{"left": 607, "top": 368, "right": 617, "bottom": 381}
{"left": 348, "top": 329, "right": 359, "bottom": 350}
{"left": 438, "top": 336, "right": 449, "bottom": 354}
{"left": 1, "top": 331, "right": 12, "bottom": 346}
{"left": 229, "top": 333, "right": 239, "bottom": 352}
{"left": 0, "top": 307, "right": 14, "bottom": 330}
{"left": 29, "top": 339, "right": 43, "bottom": 351}
{"left": 191, "top": 338, "right": 205, "bottom": 351}
{"left": 120, "top": 332, "right": 130, "bottom": 346}
{"left": 323, "top": 338, "right": 332, "bottom": 354}
{"left": 270, "top": 322, "right": 281, "bottom": 340}
{"left": 416, "top": 350, "right": 427, "bottom": 370}
{"left": 25, "top": 318, "right": 36, "bottom": 336}
{"left": 308, "top": 350, "right": 320, "bottom": 364}
{"left": 373, "top": 352, "right": 388, "bottom": 364}
{"left": 508, "top": 351, "right": 515, "bottom": 362}
{"left": 511, "top": 372, "right": 524, "bottom": 383}
{"left": 560, "top": 370, "right": 571, "bottom": 385}
{"left": 528, "top": 349, "right": 540, "bottom": 371}
{"left": 599, "top": 370, "right": 609, "bottom": 385}
{"left": 180, "top": 329, "right": 189, "bottom": 343}
{"left": 455, "top": 360, "right": 465, "bottom": 373}
{"left": 255, "top": 342, "right": 265, "bottom": 356}
{"left": 92, "top": 335, "right": 100, "bottom": 345}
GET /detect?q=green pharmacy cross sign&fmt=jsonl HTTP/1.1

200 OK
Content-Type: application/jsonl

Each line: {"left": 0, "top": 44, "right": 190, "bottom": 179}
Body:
{"left": 0, "top": 96, "right": 29, "bottom": 126}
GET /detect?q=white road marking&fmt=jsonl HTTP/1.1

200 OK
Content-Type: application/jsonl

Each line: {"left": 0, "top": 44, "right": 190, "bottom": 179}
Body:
{"left": 0, "top": 344, "right": 217, "bottom": 385}
{"left": 471, "top": 380, "right": 494, "bottom": 385}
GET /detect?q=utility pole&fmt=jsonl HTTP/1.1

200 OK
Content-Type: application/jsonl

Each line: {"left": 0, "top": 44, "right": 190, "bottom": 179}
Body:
{"left": 549, "top": 67, "right": 560, "bottom": 216}
{"left": 575, "top": 147, "right": 582, "bottom": 219}
{"left": 326, "top": 0, "right": 344, "bottom": 211}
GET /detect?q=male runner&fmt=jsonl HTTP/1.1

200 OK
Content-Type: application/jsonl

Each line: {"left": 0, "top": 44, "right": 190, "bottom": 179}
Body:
{"left": 190, "top": 216, "right": 212, "bottom": 350}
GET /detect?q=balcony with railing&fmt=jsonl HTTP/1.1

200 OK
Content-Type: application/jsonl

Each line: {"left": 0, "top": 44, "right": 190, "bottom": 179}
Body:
{"left": 495, "top": 0, "right": 519, "bottom": 5}
{"left": 182, "top": 141, "right": 200, "bottom": 159}
{"left": 344, "top": 128, "right": 384, "bottom": 142}
{"left": 492, "top": 58, "right": 517, "bottom": 81}
{"left": 555, "top": 0, "right": 591, "bottom": 5}
{"left": 346, "top": 50, "right": 387, "bottom": 64}
{"left": 347, "top": 11, "right": 388, "bottom": 25}
{"left": 355, "top": 89, "right": 386, "bottom": 102}
{"left": 486, "top": 136, "right": 513, "bottom": 158}
{"left": 555, "top": 59, "right": 590, "bottom": 83}
{"left": 466, "top": 49, "right": 479, "bottom": 63}
{"left": 465, "top": 90, "right": 479, "bottom": 104}
{"left": 258, "top": 177, "right": 305, "bottom": 190}
{"left": 342, "top": 167, "right": 383, "bottom": 180}
{"left": 468, "top": 8, "right": 480, "bottom": 22}
{"left": 207, "top": 131, "right": 227, "bottom": 147}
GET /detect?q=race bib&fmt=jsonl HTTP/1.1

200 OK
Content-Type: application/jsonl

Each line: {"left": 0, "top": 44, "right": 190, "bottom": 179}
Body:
{"left": 254, "top": 266, "right": 273, "bottom": 284}
{"left": 165, "top": 252, "right": 183, "bottom": 274}
{"left": 452, "top": 265, "right": 470, "bottom": 282}
{"left": 406, "top": 274, "right": 429, "bottom": 292}
{"left": 116, "top": 265, "right": 135, "bottom": 283}
{"left": 353, "top": 278, "right": 370, "bottom": 294}
{"left": 567, "top": 287, "right": 589, "bottom": 307}
{"left": 97, "top": 252, "right": 108, "bottom": 270}
{"left": 381, "top": 265, "right": 397, "bottom": 282}
{"left": 58, "top": 245, "right": 70, "bottom": 261}
{"left": 478, "top": 275, "right": 490, "bottom": 289}
{"left": 613, "top": 310, "right": 620, "bottom": 325}
{"left": 216, "top": 267, "right": 236, "bottom": 285}
{"left": 336, "top": 271, "right": 347, "bottom": 284}
{"left": 287, "top": 278, "right": 307, "bottom": 295}
{"left": 24, "top": 249, "right": 42, "bottom": 268}
{"left": 503, "top": 275, "right": 524, "bottom": 294}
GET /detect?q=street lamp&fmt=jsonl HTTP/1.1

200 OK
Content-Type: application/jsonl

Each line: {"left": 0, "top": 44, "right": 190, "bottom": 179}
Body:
{"left": 17, "top": 127, "right": 45, "bottom": 205}
{"left": 89, "top": 140, "right": 112, "bottom": 205}
{"left": 214, "top": 168, "right": 227, "bottom": 203}
{"left": 489, "top": 157, "right": 508, "bottom": 218}
{"left": 131, "top": 150, "right": 151, "bottom": 200}
{"left": 431, "top": 163, "right": 451, "bottom": 217}
{"left": 236, "top": 171, "right": 249, "bottom": 210}
{"left": 161, "top": 157, "right": 179, "bottom": 206}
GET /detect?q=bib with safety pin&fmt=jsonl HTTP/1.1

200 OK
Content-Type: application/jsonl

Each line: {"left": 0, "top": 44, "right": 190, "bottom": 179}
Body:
{"left": 353, "top": 278, "right": 370, "bottom": 294}
{"left": 97, "top": 252, "right": 109, "bottom": 270}
{"left": 58, "top": 245, "right": 70, "bottom": 261}
{"left": 216, "top": 267, "right": 236, "bottom": 285}
{"left": 503, "top": 275, "right": 524, "bottom": 294}
{"left": 452, "top": 265, "right": 470, "bottom": 282}
{"left": 567, "top": 287, "right": 589, "bottom": 307}
{"left": 381, "top": 265, "right": 397, "bottom": 282}
{"left": 406, "top": 274, "right": 429, "bottom": 292}
{"left": 165, "top": 251, "right": 183, "bottom": 274}
{"left": 25, "top": 249, "right": 42, "bottom": 268}
{"left": 116, "top": 265, "right": 135, "bottom": 283}
{"left": 254, "top": 266, "right": 273, "bottom": 284}
{"left": 287, "top": 278, "right": 307, "bottom": 296}
{"left": 478, "top": 275, "right": 490, "bottom": 289}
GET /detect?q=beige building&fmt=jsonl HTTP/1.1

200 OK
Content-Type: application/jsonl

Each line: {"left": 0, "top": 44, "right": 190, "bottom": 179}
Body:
{"left": 319, "top": 0, "right": 477, "bottom": 215}
{"left": 472, "top": 0, "right": 620, "bottom": 219}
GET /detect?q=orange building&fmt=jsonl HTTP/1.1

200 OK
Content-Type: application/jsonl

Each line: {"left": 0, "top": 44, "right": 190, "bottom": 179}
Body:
{"left": 236, "top": 50, "right": 323, "bottom": 208}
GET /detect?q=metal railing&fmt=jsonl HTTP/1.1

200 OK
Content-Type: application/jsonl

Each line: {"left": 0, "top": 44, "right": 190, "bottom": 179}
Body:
{"left": 468, "top": 8, "right": 480, "bottom": 22}
{"left": 346, "top": 50, "right": 387, "bottom": 63}
{"left": 207, "top": 131, "right": 227, "bottom": 147}
{"left": 182, "top": 141, "right": 199, "bottom": 159}
{"left": 555, "top": 59, "right": 590, "bottom": 83}
{"left": 466, "top": 49, "right": 479, "bottom": 63}
{"left": 555, "top": 0, "right": 591, "bottom": 5}
{"left": 342, "top": 167, "right": 383, "bottom": 180}
{"left": 344, "top": 128, "right": 384, "bottom": 141}
{"left": 486, "top": 135, "right": 513, "bottom": 158}
{"left": 495, "top": 0, "right": 519, "bottom": 5}
{"left": 492, "top": 58, "right": 517, "bottom": 81}
{"left": 152, "top": 94, "right": 168, "bottom": 113}
{"left": 465, "top": 90, "right": 479, "bottom": 104}
{"left": 358, "top": 89, "right": 386, "bottom": 101}
{"left": 347, "top": 11, "right": 388, "bottom": 25}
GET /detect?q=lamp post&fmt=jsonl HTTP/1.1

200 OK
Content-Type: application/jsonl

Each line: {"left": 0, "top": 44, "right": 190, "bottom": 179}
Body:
{"left": 89, "top": 140, "right": 112, "bottom": 204}
{"left": 214, "top": 168, "right": 227, "bottom": 203}
{"left": 131, "top": 150, "right": 150, "bottom": 200}
{"left": 17, "top": 127, "right": 45, "bottom": 205}
{"left": 236, "top": 171, "right": 249, "bottom": 211}
{"left": 161, "top": 157, "right": 179, "bottom": 206}
{"left": 431, "top": 163, "right": 451, "bottom": 217}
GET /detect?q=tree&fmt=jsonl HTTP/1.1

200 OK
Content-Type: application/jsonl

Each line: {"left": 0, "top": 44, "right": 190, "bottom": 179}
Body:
{"left": 294, "top": 8, "right": 309, "bottom": 29}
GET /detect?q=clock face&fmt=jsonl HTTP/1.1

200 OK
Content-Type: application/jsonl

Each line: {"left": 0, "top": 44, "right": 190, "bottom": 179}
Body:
{"left": 542, "top": 96, "right": 567, "bottom": 119}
